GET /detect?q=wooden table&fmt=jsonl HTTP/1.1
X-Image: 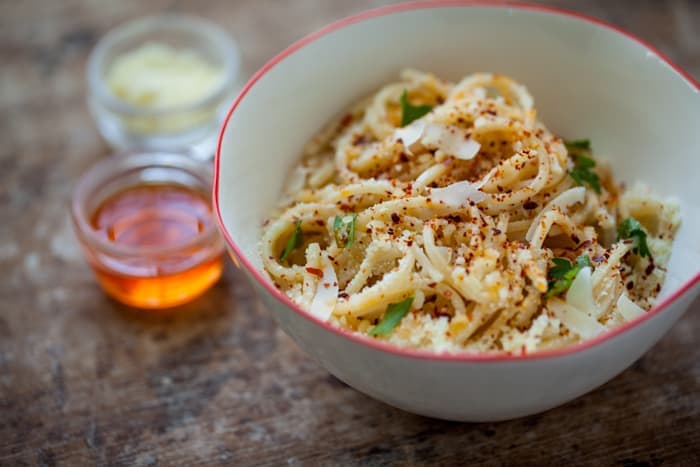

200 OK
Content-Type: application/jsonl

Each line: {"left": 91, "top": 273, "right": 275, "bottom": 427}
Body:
{"left": 1, "top": 1, "right": 698, "bottom": 465}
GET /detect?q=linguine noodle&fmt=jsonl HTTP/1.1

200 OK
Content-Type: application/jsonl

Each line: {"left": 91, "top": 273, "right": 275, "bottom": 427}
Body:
{"left": 260, "top": 70, "right": 679, "bottom": 353}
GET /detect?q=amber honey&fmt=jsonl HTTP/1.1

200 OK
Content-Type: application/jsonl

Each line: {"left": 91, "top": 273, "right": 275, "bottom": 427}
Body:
{"left": 88, "top": 184, "right": 223, "bottom": 309}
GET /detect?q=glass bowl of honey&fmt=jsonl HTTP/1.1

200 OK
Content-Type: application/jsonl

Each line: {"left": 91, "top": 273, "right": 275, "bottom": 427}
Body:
{"left": 71, "top": 150, "right": 225, "bottom": 309}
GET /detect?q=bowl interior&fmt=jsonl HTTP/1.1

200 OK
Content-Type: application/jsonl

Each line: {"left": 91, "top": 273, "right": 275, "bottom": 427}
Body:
{"left": 216, "top": 4, "right": 700, "bottom": 306}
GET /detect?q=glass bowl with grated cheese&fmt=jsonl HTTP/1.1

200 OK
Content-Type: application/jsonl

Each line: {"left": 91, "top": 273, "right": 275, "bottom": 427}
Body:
{"left": 87, "top": 14, "right": 240, "bottom": 160}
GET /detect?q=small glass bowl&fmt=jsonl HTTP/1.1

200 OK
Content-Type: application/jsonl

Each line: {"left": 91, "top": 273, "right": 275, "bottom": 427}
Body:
{"left": 71, "top": 150, "right": 225, "bottom": 309}
{"left": 86, "top": 15, "right": 240, "bottom": 160}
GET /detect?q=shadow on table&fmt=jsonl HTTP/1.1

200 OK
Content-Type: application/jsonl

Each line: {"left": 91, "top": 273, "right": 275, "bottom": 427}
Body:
{"left": 301, "top": 338, "right": 694, "bottom": 466}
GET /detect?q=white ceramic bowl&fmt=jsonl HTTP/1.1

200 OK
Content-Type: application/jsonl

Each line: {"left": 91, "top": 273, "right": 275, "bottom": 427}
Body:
{"left": 214, "top": 2, "right": 700, "bottom": 421}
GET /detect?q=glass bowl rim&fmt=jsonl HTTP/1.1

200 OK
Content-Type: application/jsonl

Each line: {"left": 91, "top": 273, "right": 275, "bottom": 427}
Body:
{"left": 72, "top": 149, "right": 222, "bottom": 257}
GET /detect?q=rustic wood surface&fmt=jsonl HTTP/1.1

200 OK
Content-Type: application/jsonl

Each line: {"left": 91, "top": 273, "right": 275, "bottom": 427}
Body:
{"left": 1, "top": 0, "right": 698, "bottom": 465}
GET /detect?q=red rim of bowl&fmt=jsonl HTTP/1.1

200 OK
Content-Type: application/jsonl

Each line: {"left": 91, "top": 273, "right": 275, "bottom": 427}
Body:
{"left": 213, "top": 0, "right": 700, "bottom": 362}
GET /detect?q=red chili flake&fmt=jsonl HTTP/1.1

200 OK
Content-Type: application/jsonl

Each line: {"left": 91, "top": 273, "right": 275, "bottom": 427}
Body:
{"left": 571, "top": 234, "right": 580, "bottom": 244}
{"left": 485, "top": 109, "right": 497, "bottom": 116}
{"left": 315, "top": 219, "right": 325, "bottom": 227}
{"left": 493, "top": 228, "right": 502, "bottom": 235}
{"left": 352, "top": 134, "right": 369, "bottom": 146}
{"left": 523, "top": 201, "right": 538, "bottom": 210}
{"left": 391, "top": 213, "right": 400, "bottom": 224}
{"left": 405, "top": 239, "right": 413, "bottom": 246}
{"left": 645, "top": 263, "right": 655, "bottom": 275}
{"left": 338, "top": 292, "right": 349, "bottom": 299}
{"left": 435, "top": 309, "right": 451, "bottom": 319}
{"left": 340, "top": 113, "right": 353, "bottom": 127}
{"left": 578, "top": 239, "right": 593, "bottom": 249}
{"left": 306, "top": 267, "right": 323, "bottom": 278}
{"left": 399, "top": 153, "right": 409, "bottom": 163}
{"left": 626, "top": 281, "right": 634, "bottom": 290}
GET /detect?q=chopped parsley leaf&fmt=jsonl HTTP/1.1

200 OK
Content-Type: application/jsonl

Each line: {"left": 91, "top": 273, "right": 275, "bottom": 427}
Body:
{"left": 564, "top": 139, "right": 591, "bottom": 151}
{"left": 333, "top": 213, "right": 357, "bottom": 248}
{"left": 279, "top": 219, "right": 303, "bottom": 261}
{"left": 565, "top": 139, "right": 601, "bottom": 194}
{"left": 546, "top": 254, "right": 593, "bottom": 297}
{"left": 618, "top": 217, "right": 651, "bottom": 258}
{"left": 400, "top": 90, "right": 433, "bottom": 127}
{"left": 369, "top": 297, "right": 414, "bottom": 336}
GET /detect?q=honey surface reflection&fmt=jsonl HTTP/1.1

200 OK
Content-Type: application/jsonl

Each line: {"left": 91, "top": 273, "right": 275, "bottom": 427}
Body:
{"left": 89, "top": 184, "right": 223, "bottom": 309}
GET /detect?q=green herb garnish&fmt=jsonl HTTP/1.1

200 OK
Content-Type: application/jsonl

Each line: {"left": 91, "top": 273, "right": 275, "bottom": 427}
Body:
{"left": 546, "top": 255, "right": 592, "bottom": 297}
{"left": 569, "top": 154, "right": 601, "bottom": 194}
{"left": 400, "top": 90, "right": 433, "bottom": 127}
{"left": 618, "top": 217, "right": 650, "bottom": 258}
{"left": 566, "top": 139, "right": 601, "bottom": 194}
{"left": 333, "top": 213, "right": 357, "bottom": 248}
{"left": 369, "top": 297, "right": 414, "bottom": 337}
{"left": 565, "top": 139, "right": 591, "bottom": 151}
{"left": 279, "top": 219, "right": 303, "bottom": 261}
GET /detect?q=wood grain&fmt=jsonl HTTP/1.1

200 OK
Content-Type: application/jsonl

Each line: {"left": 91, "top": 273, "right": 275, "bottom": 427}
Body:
{"left": 0, "top": 0, "right": 698, "bottom": 465}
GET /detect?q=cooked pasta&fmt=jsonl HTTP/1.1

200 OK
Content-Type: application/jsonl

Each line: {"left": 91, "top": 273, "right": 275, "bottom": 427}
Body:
{"left": 260, "top": 70, "right": 680, "bottom": 353}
